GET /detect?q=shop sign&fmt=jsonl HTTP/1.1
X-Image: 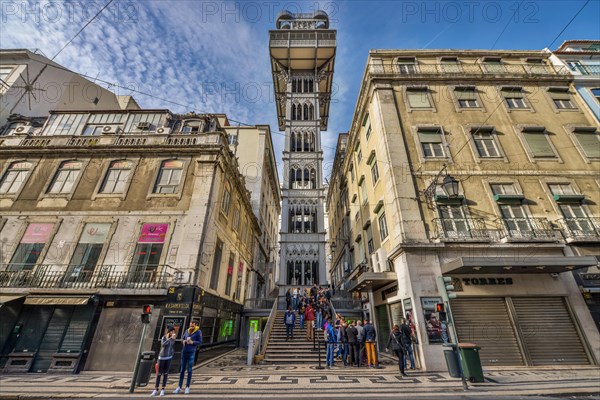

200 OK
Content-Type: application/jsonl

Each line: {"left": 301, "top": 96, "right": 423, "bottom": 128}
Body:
{"left": 138, "top": 223, "right": 168, "bottom": 243}
{"left": 165, "top": 302, "right": 190, "bottom": 316}
{"left": 21, "top": 223, "right": 53, "bottom": 243}
{"left": 381, "top": 284, "right": 398, "bottom": 300}
{"left": 462, "top": 277, "right": 513, "bottom": 286}
{"left": 580, "top": 273, "right": 600, "bottom": 281}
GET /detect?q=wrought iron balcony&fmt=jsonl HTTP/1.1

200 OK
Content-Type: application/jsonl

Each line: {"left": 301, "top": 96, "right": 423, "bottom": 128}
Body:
{"left": 558, "top": 217, "right": 600, "bottom": 242}
{"left": 0, "top": 264, "right": 183, "bottom": 290}
{"left": 497, "top": 217, "right": 559, "bottom": 242}
{"left": 369, "top": 62, "right": 571, "bottom": 78}
{"left": 433, "top": 217, "right": 492, "bottom": 242}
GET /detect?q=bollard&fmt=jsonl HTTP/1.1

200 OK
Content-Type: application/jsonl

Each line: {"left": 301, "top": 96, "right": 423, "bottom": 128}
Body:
{"left": 313, "top": 326, "right": 316, "bottom": 350}
{"left": 373, "top": 343, "right": 383, "bottom": 369}
{"left": 316, "top": 339, "right": 324, "bottom": 369}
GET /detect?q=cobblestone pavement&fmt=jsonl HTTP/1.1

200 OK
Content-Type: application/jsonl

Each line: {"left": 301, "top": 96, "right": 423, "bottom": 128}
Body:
{"left": 0, "top": 349, "right": 599, "bottom": 399}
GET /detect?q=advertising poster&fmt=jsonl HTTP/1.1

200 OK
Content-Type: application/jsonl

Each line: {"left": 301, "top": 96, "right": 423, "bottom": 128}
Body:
{"left": 138, "top": 223, "right": 168, "bottom": 243}
{"left": 421, "top": 297, "right": 444, "bottom": 344}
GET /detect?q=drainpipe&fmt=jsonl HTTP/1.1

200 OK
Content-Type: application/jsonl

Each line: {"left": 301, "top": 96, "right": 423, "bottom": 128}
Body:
{"left": 193, "top": 152, "right": 221, "bottom": 285}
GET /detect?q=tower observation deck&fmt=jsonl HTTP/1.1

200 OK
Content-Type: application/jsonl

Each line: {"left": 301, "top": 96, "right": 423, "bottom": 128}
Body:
{"left": 269, "top": 11, "right": 336, "bottom": 289}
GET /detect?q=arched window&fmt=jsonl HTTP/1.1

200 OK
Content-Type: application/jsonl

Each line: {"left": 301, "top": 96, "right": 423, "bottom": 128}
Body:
{"left": 303, "top": 169, "right": 310, "bottom": 188}
{"left": 303, "top": 132, "right": 309, "bottom": 152}
{"left": 295, "top": 169, "right": 302, "bottom": 189}
{"left": 0, "top": 161, "right": 32, "bottom": 194}
{"left": 289, "top": 168, "right": 295, "bottom": 188}
{"left": 153, "top": 159, "right": 183, "bottom": 194}
{"left": 310, "top": 132, "right": 315, "bottom": 151}
{"left": 290, "top": 132, "right": 296, "bottom": 152}
{"left": 308, "top": 104, "right": 314, "bottom": 120}
{"left": 303, "top": 79, "right": 309, "bottom": 93}
{"left": 310, "top": 168, "right": 316, "bottom": 189}
{"left": 303, "top": 104, "right": 309, "bottom": 120}
{"left": 48, "top": 160, "right": 82, "bottom": 194}
{"left": 100, "top": 160, "right": 132, "bottom": 194}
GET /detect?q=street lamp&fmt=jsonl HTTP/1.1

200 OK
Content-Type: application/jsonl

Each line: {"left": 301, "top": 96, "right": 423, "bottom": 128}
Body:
{"left": 423, "top": 165, "right": 459, "bottom": 209}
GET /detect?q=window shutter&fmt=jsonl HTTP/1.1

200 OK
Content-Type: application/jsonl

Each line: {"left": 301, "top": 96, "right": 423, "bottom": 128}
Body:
{"left": 418, "top": 129, "right": 442, "bottom": 143}
{"left": 455, "top": 88, "right": 476, "bottom": 100}
{"left": 547, "top": 89, "right": 571, "bottom": 100}
{"left": 407, "top": 90, "right": 431, "bottom": 108}
{"left": 574, "top": 130, "right": 600, "bottom": 158}
{"left": 501, "top": 87, "right": 523, "bottom": 99}
{"left": 523, "top": 131, "right": 555, "bottom": 157}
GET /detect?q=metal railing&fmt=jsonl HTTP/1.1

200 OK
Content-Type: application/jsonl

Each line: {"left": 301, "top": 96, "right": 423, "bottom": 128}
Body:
{"left": 0, "top": 264, "right": 183, "bottom": 289}
{"left": 497, "top": 217, "right": 558, "bottom": 241}
{"left": 558, "top": 217, "right": 600, "bottom": 241}
{"left": 243, "top": 297, "right": 276, "bottom": 310}
{"left": 257, "top": 295, "right": 280, "bottom": 359}
{"left": 433, "top": 217, "right": 491, "bottom": 241}
{"left": 369, "top": 62, "right": 571, "bottom": 77}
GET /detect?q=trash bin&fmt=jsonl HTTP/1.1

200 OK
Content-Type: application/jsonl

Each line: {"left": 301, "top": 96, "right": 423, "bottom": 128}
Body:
{"left": 443, "top": 344, "right": 461, "bottom": 378}
{"left": 136, "top": 351, "right": 155, "bottom": 387}
{"left": 458, "top": 343, "right": 484, "bottom": 383}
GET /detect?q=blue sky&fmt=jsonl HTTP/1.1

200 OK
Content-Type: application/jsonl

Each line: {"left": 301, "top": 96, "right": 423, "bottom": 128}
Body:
{"left": 1, "top": 0, "right": 599, "bottom": 180}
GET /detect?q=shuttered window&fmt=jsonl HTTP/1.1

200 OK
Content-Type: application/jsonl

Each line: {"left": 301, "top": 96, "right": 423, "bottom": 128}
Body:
{"left": 455, "top": 87, "right": 479, "bottom": 108}
{"left": 573, "top": 128, "right": 600, "bottom": 158}
{"left": 548, "top": 88, "right": 575, "bottom": 109}
{"left": 522, "top": 128, "right": 555, "bottom": 158}
{"left": 407, "top": 88, "right": 431, "bottom": 108}
{"left": 418, "top": 128, "right": 445, "bottom": 157}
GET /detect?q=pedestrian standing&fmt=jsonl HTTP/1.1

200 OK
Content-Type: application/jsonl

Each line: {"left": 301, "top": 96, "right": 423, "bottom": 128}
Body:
{"left": 340, "top": 322, "right": 349, "bottom": 366}
{"left": 151, "top": 325, "right": 176, "bottom": 397}
{"left": 346, "top": 322, "right": 359, "bottom": 367}
{"left": 292, "top": 287, "right": 299, "bottom": 310}
{"left": 325, "top": 318, "right": 337, "bottom": 368}
{"left": 355, "top": 320, "right": 364, "bottom": 367}
{"left": 284, "top": 307, "right": 296, "bottom": 340}
{"left": 386, "top": 324, "right": 408, "bottom": 377}
{"left": 401, "top": 318, "right": 416, "bottom": 369}
{"left": 363, "top": 320, "right": 377, "bottom": 367}
{"left": 305, "top": 303, "right": 315, "bottom": 340}
{"left": 285, "top": 288, "right": 292, "bottom": 309}
{"left": 298, "top": 300, "right": 306, "bottom": 329}
{"left": 314, "top": 300, "right": 323, "bottom": 330}
{"left": 173, "top": 320, "right": 202, "bottom": 395}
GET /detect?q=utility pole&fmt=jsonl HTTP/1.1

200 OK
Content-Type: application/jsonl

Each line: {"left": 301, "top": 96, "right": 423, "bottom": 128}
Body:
{"left": 129, "top": 305, "right": 152, "bottom": 393}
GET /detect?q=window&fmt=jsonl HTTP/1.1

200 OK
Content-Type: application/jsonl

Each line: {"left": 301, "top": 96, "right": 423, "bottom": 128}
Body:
{"left": 357, "top": 149, "right": 362, "bottom": 164}
{"left": 406, "top": 87, "right": 432, "bottom": 108}
{"left": 438, "top": 205, "right": 469, "bottom": 235}
{"left": 209, "top": 239, "right": 224, "bottom": 290}
{"left": 397, "top": 58, "right": 418, "bottom": 74}
{"left": 441, "top": 57, "right": 461, "bottom": 73}
{"left": 491, "top": 184, "right": 532, "bottom": 235}
{"left": 221, "top": 181, "right": 232, "bottom": 215}
{"left": 225, "top": 252, "right": 235, "bottom": 296}
{"left": 43, "top": 113, "right": 86, "bottom": 136}
{"left": 8, "top": 223, "right": 54, "bottom": 271}
{"left": 591, "top": 88, "right": 600, "bottom": 104}
{"left": 365, "top": 124, "right": 372, "bottom": 140}
{"left": 360, "top": 177, "right": 368, "bottom": 205}
{"left": 472, "top": 128, "right": 501, "bottom": 158}
{"left": 548, "top": 184, "right": 595, "bottom": 235}
{"left": 48, "top": 160, "right": 82, "bottom": 194}
{"left": 571, "top": 127, "right": 600, "bottom": 159}
{"left": 483, "top": 57, "right": 504, "bottom": 73}
{"left": 0, "top": 66, "right": 13, "bottom": 87}
{"left": 130, "top": 223, "right": 168, "bottom": 281}
{"left": 66, "top": 223, "right": 111, "bottom": 282}
{"left": 501, "top": 87, "right": 528, "bottom": 109}
{"left": 99, "top": 160, "right": 132, "bottom": 194}
{"left": 455, "top": 87, "right": 479, "bottom": 108}
{"left": 349, "top": 163, "right": 355, "bottom": 182}
{"left": 232, "top": 202, "right": 241, "bottom": 230}
{"left": 82, "top": 113, "right": 126, "bottom": 135}
{"left": 548, "top": 183, "right": 576, "bottom": 195}
{"left": 368, "top": 153, "right": 379, "bottom": 184}
{"left": 378, "top": 212, "right": 389, "bottom": 240}
{"left": 235, "top": 262, "right": 244, "bottom": 301}
{"left": 521, "top": 127, "right": 555, "bottom": 158}
{"left": 153, "top": 160, "right": 183, "bottom": 194}
{"left": 525, "top": 58, "right": 548, "bottom": 74}
{"left": 547, "top": 88, "right": 576, "bottom": 109}
{"left": 0, "top": 161, "right": 32, "bottom": 194}
{"left": 418, "top": 127, "right": 445, "bottom": 158}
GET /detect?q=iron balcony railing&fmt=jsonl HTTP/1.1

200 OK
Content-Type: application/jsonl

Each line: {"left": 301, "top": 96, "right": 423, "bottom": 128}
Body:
{"left": 433, "top": 217, "right": 492, "bottom": 241}
{"left": 558, "top": 217, "right": 600, "bottom": 242}
{"left": 243, "top": 297, "right": 276, "bottom": 310}
{"left": 0, "top": 264, "right": 180, "bottom": 289}
{"left": 497, "top": 217, "right": 558, "bottom": 241}
{"left": 369, "top": 62, "right": 571, "bottom": 77}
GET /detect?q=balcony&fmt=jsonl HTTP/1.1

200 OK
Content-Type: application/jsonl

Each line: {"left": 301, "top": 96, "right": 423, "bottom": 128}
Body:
{"left": 368, "top": 62, "right": 571, "bottom": 78}
{"left": 569, "top": 64, "right": 600, "bottom": 75}
{"left": 433, "top": 217, "right": 492, "bottom": 242}
{"left": 346, "top": 263, "right": 396, "bottom": 293}
{"left": 558, "top": 217, "right": 600, "bottom": 243}
{"left": 0, "top": 264, "right": 184, "bottom": 290}
{"left": 497, "top": 217, "right": 559, "bottom": 242}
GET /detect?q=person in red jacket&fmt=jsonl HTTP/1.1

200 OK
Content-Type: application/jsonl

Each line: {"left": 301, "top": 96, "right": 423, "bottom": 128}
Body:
{"left": 305, "top": 303, "right": 316, "bottom": 340}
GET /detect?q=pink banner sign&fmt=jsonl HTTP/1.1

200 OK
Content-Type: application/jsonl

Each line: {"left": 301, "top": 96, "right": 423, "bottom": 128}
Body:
{"left": 138, "top": 223, "right": 168, "bottom": 243}
{"left": 238, "top": 261, "right": 244, "bottom": 273}
{"left": 21, "top": 223, "right": 54, "bottom": 244}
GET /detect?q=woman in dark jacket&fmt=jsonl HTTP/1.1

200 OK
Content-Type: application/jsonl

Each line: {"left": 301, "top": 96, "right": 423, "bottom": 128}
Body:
{"left": 385, "top": 324, "right": 408, "bottom": 376}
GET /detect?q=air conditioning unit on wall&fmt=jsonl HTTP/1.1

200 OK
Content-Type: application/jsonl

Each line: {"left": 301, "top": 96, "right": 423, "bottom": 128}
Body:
{"left": 156, "top": 127, "right": 171, "bottom": 134}
{"left": 14, "top": 125, "right": 33, "bottom": 135}
{"left": 101, "top": 125, "right": 121, "bottom": 134}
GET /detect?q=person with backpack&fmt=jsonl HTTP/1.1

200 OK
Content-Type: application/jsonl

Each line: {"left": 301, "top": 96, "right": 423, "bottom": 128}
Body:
{"left": 324, "top": 317, "right": 337, "bottom": 368}
{"left": 386, "top": 324, "right": 408, "bottom": 377}
{"left": 339, "top": 322, "right": 349, "bottom": 366}
{"left": 173, "top": 320, "right": 202, "bottom": 395}
{"left": 151, "top": 325, "right": 176, "bottom": 397}
{"left": 284, "top": 307, "right": 296, "bottom": 340}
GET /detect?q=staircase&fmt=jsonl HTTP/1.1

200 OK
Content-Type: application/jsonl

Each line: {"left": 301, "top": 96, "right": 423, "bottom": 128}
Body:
{"left": 263, "top": 311, "right": 322, "bottom": 364}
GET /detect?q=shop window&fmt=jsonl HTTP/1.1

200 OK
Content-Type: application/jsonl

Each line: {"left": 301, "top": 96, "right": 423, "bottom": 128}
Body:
{"left": 209, "top": 239, "right": 223, "bottom": 290}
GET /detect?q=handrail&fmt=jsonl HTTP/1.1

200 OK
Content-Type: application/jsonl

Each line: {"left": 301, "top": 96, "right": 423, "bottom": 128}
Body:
{"left": 258, "top": 295, "right": 280, "bottom": 359}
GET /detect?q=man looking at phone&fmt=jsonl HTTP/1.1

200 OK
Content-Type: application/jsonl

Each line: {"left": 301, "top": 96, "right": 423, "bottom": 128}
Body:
{"left": 173, "top": 320, "right": 202, "bottom": 395}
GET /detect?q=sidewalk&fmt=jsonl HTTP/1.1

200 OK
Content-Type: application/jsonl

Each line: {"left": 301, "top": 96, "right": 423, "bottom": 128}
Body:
{"left": 0, "top": 349, "right": 598, "bottom": 399}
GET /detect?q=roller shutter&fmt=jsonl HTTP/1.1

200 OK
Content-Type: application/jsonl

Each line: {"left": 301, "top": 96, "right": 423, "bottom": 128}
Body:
{"left": 451, "top": 298, "right": 524, "bottom": 366}
{"left": 511, "top": 297, "right": 590, "bottom": 365}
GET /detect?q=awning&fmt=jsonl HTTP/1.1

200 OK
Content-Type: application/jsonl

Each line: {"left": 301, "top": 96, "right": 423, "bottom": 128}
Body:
{"left": 0, "top": 295, "right": 25, "bottom": 305}
{"left": 347, "top": 271, "right": 397, "bottom": 292}
{"left": 442, "top": 256, "right": 598, "bottom": 275}
{"left": 24, "top": 296, "right": 91, "bottom": 306}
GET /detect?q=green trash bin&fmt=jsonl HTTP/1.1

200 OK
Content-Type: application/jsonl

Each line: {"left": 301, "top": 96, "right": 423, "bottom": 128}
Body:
{"left": 458, "top": 343, "right": 484, "bottom": 383}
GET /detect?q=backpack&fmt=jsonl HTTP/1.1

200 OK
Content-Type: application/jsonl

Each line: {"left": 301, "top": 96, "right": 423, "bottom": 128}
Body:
{"left": 285, "top": 313, "right": 294, "bottom": 325}
{"left": 299, "top": 306, "right": 306, "bottom": 314}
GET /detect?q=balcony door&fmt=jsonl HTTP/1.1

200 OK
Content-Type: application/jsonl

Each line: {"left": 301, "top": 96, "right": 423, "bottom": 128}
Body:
{"left": 438, "top": 205, "right": 469, "bottom": 237}
{"left": 130, "top": 223, "right": 168, "bottom": 283}
{"left": 559, "top": 204, "right": 595, "bottom": 235}
{"left": 66, "top": 223, "right": 111, "bottom": 284}
{"left": 498, "top": 204, "right": 533, "bottom": 236}
{"left": 7, "top": 223, "right": 54, "bottom": 272}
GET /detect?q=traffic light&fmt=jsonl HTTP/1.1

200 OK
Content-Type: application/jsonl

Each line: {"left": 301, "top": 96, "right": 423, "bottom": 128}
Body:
{"left": 436, "top": 276, "right": 457, "bottom": 302}
{"left": 436, "top": 303, "right": 445, "bottom": 313}
{"left": 436, "top": 303, "right": 447, "bottom": 322}
{"left": 141, "top": 304, "right": 152, "bottom": 324}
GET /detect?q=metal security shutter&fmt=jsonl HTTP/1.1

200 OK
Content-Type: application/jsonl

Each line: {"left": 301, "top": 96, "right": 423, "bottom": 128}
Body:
{"left": 451, "top": 298, "right": 525, "bottom": 366}
{"left": 511, "top": 297, "right": 590, "bottom": 365}
{"left": 31, "top": 307, "right": 72, "bottom": 372}
{"left": 376, "top": 304, "right": 391, "bottom": 350}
